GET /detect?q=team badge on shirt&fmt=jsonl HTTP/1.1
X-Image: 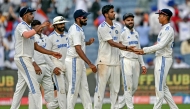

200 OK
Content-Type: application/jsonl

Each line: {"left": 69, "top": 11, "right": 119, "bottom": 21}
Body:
{"left": 115, "top": 30, "right": 118, "bottom": 34}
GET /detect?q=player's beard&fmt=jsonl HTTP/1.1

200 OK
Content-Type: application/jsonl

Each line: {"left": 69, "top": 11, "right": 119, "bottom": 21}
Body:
{"left": 80, "top": 20, "right": 87, "bottom": 26}
{"left": 108, "top": 14, "right": 115, "bottom": 20}
{"left": 125, "top": 23, "right": 134, "bottom": 30}
{"left": 56, "top": 26, "right": 65, "bottom": 32}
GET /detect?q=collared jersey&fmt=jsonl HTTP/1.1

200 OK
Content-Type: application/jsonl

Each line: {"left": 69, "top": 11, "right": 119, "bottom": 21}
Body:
{"left": 33, "top": 34, "right": 48, "bottom": 64}
{"left": 120, "top": 27, "right": 145, "bottom": 66}
{"left": 143, "top": 23, "right": 174, "bottom": 58}
{"left": 14, "top": 21, "right": 35, "bottom": 58}
{"left": 97, "top": 21, "right": 121, "bottom": 65}
{"left": 45, "top": 30, "right": 68, "bottom": 64}
{"left": 67, "top": 23, "right": 86, "bottom": 57}
{"left": 33, "top": 33, "right": 56, "bottom": 70}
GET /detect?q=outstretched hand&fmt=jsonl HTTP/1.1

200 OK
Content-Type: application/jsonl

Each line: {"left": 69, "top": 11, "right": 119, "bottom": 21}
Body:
{"left": 141, "top": 66, "right": 147, "bottom": 74}
{"left": 89, "top": 63, "right": 97, "bottom": 73}
{"left": 52, "top": 52, "right": 62, "bottom": 59}
{"left": 133, "top": 49, "right": 145, "bottom": 55}
{"left": 86, "top": 38, "right": 95, "bottom": 45}
{"left": 127, "top": 46, "right": 136, "bottom": 51}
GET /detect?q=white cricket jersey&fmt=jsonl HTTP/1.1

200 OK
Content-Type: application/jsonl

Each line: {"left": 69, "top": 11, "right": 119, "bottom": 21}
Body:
{"left": 33, "top": 33, "right": 56, "bottom": 71}
{"left": 143, "top": 23, "right": 174, "bottom": 58}
{"left": 67, "top": 23, "right": 86, "bottom": 57}
{"left": 96, "top": 21, "right": 121, "bottom": 65}
{"left": 14, "top": 21, "right": 35, "bottom": 58}
{"left": 120, "top": 27, "right": 145, "bottom": 66}
{"left": 45, "top": 30, "right": 68, "bottom": 64}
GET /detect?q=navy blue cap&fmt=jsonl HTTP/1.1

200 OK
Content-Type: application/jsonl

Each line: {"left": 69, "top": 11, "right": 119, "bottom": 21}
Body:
{"left": 19, "top": 7, "right": 36, "bottom": 17}
{"left": 155, "top": 9, "right": 173, "bottom": 17}
{"left": 73, "top": 9, "right": 90, "bottom": 19}
{"left": 123, "top": 13, "right": 134, "bottom": 20}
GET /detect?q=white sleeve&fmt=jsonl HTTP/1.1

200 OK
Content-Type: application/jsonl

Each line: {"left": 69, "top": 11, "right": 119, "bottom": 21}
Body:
{"left": 143, "top": 30, "right": 173, "bottom": 54}
{"left": 72, "top": 31, "right": 82, "bottom": 46}
{"left": 44, "top": 37, "right": 56, "bottom": 72}
{"left": 137, "top": 33, "right": 145, "bottom": 66}
{"left": 17, "top": 24, "right": 29, "bottom": 37}
{"left": 98, "top": 27, "right": 112, "bottom": 41}
{"left": 43, "top": 54, "right": 56, "bottom": 72}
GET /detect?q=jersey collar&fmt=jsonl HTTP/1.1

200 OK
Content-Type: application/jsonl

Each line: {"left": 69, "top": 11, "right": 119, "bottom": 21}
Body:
{"left": 74, "top": 23, "right": 84, "bottom": 32}
{"left": 104, "top": 21, "right": 116, "bottom": 29}
{"left": 124, "top": 26, "right": 135, "bottom": 34}
{"left": 53, "top": 30, "right": 66, "bottom": 37}
{"left": 162, "top": 23, "right": 170, "bottom": 28}
{"left": 21, "top": 21, "right": 32, "bottom": 29}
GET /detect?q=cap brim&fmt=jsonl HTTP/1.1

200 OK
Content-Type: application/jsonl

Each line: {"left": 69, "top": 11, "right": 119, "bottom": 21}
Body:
{"left": 82, "top": 12, "right": 91, "bottom": 17}
{"left": 53, "top": 20, "right": 69, "bottom": 25}
{"left": 28, "top": 9, "right": 36, "bottom": 12}
{"left": 155, "top": 12, "right": 161, "bottom": 14}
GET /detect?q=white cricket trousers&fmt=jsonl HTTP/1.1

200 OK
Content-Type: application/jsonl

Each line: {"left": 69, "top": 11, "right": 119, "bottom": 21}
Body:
{"left": 117, "top": 58, "right": 140, "bottom": 109}
{"left": 52, "top": 60, "right": 67, "bottom": 109}
{"left": 65, "top": 56, "right": 92, "bottom": 109}
{"left": 29, "top": 64, "right": 56, "bottom": 109}
{"left": 94, "top": 64, "right": 120, "bottom": 109}
{"left": 153, "top": 56, "right": 178, "bottom": 109}
{"left": 11, "top": 57, "right": 42, "bottom": 109}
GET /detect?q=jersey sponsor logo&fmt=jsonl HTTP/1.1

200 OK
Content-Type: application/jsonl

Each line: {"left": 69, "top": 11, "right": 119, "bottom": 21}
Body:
{"left": 115, "top": 30, "right": 118, "bottom": 34}
{"left": 127, "top": 36, "right": 130, "bottom": 39}
{"left": 56, "top": 40, "right": 59, "bottom": 42}
{"left": 129, "top": 41, "right": 138, "bottom": 45}
{"left": 57, "top": 43, "right": 67, "bottom": 48}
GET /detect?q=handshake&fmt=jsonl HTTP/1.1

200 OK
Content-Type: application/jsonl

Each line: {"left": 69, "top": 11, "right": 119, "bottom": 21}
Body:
{"left": 127, "top": 46, "right": 145, "bottom": 55}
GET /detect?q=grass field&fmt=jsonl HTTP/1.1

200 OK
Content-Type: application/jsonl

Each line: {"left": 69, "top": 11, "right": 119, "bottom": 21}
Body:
{"left": 1, "top": 104, "right": 190, "bottom": 109}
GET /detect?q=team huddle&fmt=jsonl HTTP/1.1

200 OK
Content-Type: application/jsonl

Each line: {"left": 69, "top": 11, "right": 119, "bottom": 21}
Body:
{"left": 10, "top": 4, "right": 179, "bottom": 109}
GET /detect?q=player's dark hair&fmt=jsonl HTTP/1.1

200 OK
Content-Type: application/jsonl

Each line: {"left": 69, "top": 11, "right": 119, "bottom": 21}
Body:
{"left": 31, "top": 20, "right": 41, "bottom": 27}
{"left": 167, "top": 16, "right": 171, "bottom": 21}
{"left": 102, "top": 5, "right": 114, "bottom": 17}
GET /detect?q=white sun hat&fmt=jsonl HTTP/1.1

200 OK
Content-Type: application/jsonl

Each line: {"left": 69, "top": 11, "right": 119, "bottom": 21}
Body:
{"left": 52, "top": 16, "right": 69, "bottom": 25}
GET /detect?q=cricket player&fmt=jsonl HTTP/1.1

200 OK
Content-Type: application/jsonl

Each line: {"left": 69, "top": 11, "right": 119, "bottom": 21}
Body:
{"left": 117, "top": 13, "right": 147, "bottom": 109}
{"left": 133, "top": 9, "right": 179, "bottom": 109}
{"left": 45, "top": 16, "right": 69, "bottom": 109}
{"left": 30, "top": 20, "right": 59, "bottom": 109}
{"left": 94, "top": 5, "right": 135, "bottom": 109}
{"left": 65, "top": 9, "right": 97, "bottom": 109}
{"left": 11, "top": 7, "right": 62, "bottom": 109}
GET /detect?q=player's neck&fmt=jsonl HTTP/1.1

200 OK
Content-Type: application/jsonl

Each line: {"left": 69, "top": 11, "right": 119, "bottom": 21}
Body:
{"left": 105, "top": 19, "right": 113, "bottom": 26}
{"left": 162, "top": 21, "right": 169, "bottom": 26}
{"left": 55, "top": 29, "right": 64, "bottom": 35}
{"left": 75, "top": 22, "right": 82, "bottom": 27}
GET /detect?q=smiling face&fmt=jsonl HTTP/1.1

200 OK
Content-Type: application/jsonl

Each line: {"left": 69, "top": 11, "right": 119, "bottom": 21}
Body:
{"left": 124, "top": 16, "right": 134, "bottom": 30}
{"left": 79, "top": 16, "right": 88, "bottom": 26}
{"left": 54, "top": 23, "right": 65, "bottom": 32}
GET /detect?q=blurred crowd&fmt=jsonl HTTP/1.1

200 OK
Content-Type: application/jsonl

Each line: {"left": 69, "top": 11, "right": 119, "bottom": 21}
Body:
{"left": 0, "top": 0, "right": 190, "bottom": 70}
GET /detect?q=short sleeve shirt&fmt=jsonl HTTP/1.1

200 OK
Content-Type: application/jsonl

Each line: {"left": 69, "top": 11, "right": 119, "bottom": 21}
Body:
{"left": 97, "top": 21, "right": 121, "bottom": 65}
{"left": 14, "top": 21, "right": 35, "bottom": 58}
